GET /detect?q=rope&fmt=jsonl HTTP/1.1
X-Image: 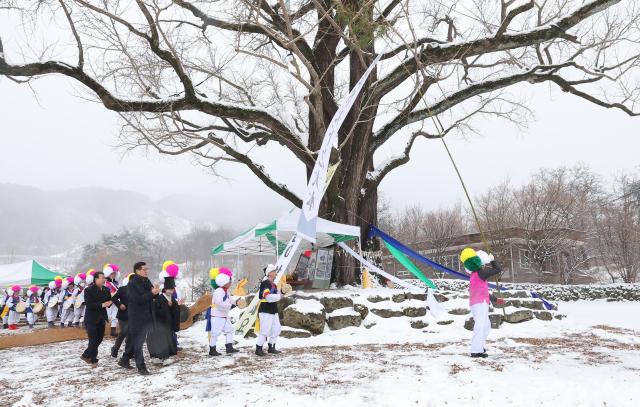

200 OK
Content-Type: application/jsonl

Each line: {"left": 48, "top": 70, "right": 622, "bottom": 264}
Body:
{"left": 372, "top": 30, "right": 507, "bottom": 309}
{"left": 438, "top": 135, "right": 506, "bottom": 313}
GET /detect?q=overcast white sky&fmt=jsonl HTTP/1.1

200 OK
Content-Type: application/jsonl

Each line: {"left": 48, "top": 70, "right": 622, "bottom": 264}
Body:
{"left": 1, "top": 73, "right": 638, "bottom": 227}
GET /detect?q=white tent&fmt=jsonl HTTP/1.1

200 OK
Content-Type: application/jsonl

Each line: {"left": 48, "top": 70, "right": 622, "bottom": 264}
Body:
{"left": 0, "top": 260, "right": 60, "bottom": 287}
{"left": 211, "top": 207, "right": 360, "bottom": 256}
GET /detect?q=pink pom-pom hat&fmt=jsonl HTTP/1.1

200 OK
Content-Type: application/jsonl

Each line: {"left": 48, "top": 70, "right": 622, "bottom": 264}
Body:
{"left": 165, "top": 263, "right": 180, "bottom": 278}
{"left": 219, "top": 267, "right": 233, "bottom": 278}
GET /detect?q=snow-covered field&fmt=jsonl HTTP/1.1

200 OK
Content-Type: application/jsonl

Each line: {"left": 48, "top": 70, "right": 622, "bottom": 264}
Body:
{"left": 1, "top": 299, "right": 639, "bottom": 407}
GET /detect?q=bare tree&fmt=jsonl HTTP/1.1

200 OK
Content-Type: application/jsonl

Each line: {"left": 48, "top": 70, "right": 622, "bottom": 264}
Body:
{"left": 421, "top": 204, "right": 468, "bottom": 277}
{"left": 558, "top": 245, "right": 592, "bottom": 284}
{"left": 2, "top": 0, "right": 640, "bottom": 284}
{"left": 513, "top": 167, "right": 599, "bottom": 282}
{"left": 475, "top": 167, "right": 600, "bottom": 283}
{"left": 395, "top": 204, "right": 425, "bottom": 243}
{"left": 475, "top": 180, "right": 517, "bottom": 268}
{"left": 376, "top": 192, "right": 395, "bottom": 236}
{"left": 76, "top": 228, "right": 161, "bottom": 276}
{"left": 592, "top": 174, "right": 640, "bottom": 283}
{"left": 177, "top": 225, "right": 233, "bottom": 299}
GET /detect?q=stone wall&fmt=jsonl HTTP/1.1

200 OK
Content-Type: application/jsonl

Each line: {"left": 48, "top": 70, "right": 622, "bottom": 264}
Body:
{"left": 413, "top": 280, "right": 640, "bottom": 302}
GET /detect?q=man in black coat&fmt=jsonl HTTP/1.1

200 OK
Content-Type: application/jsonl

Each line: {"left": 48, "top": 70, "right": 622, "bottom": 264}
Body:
{"left": 118, "top": 262, "right": 159, "bottom": 375}
{"left": 110, "top": 276, "right": 130, "bottom": 358}
{"left": 81, "top": 271, "right": 112, "bottom": 367}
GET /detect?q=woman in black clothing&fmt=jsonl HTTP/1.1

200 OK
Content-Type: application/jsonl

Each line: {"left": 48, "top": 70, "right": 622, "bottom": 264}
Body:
{"left": 146, "top": 277, "right": 179, "bottom": 363}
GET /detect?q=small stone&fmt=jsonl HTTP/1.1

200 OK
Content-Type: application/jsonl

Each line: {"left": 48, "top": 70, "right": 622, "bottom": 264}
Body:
{"left": 402, "top": 306, "right": 426, "bottom": 318}
{"left": 489, "top": 313, "right": 503, "bottom": 329}
{"left": 437, "top": 319, "right": 454, "bottom": 325}
{"left": 504, "top": 309, "right": 534, "bottom": 324}
{"left": 448, "top": 308, "right": 470, "bottom": 316}
{"left": 326, "top": 311, "right": 362, "bottom": 330}
{"left": 367, "top": 295, "right": 388, "bottom": 303}
{"left": 280, "top": 327, "right": 312, "bottom": 338}
{"left": 505, "top": 299, "right": 522, "bottom": 308}
{"left": 405, "top": 292, "right": 427, "bottom": 301}
{"left": 370, "top": 308, "right": 403, "bottom": 318}
{"left": 501, "top": 291, "right": 530, "bottom": 299}
{"left": 410, "top": 319, "right": 429, "bottom": 329}
{"left": 520, "top": 300, "right": 545, "bottom": 310}
{"left": 320, "top": 296, "right": 354, "bottom": 313}
{"left": 464, "top": 317, "right": 474, "bottom": 331}
{"left": 392, "top": 293, "right": 407, "bottom": 303}
{"left": 353, "top": 303, "right": 369, "bottom": 320}
{"left": 464, "top": 314, "right": 502, "bottom": 330}
{"left": 534, "top": 311, "right": 553, "bottom": 321}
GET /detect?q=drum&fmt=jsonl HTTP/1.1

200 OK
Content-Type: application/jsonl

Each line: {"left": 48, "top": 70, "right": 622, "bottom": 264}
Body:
{"left": 236, "top": 297, "right": 248, "bottom": 309}
{"left": 179, "top": 304, "right": 190, "bottom": 323}
{"left": 15, "top": 301, "right": 27, "bottom": 313}
{"left": 74, "top": 297, "right": 84, "bottom": 308}
{"left": 63, "top": 298, "right": 74, "bottom": 310}
{"left": 281, "top": 283, "right": 293, "bottom": 295}
{"left": 32, "top": 302, "right": 44, "bottom": 314}
{"left": 47, "top": 296, "right": 58, "bottom": 308}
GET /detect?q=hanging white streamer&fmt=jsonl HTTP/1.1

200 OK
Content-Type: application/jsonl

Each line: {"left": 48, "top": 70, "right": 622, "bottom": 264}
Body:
{"left": 338, "top": 242, "right": 446, "bottom": 318}
{"left": 297, "top": 55, "right": 382, "bottom": 243}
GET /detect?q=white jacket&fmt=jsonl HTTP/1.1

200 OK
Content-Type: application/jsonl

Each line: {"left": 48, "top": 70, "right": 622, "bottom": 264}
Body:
{"left": 211, "top": 287, "right": 236, "bottom": 318}
{"left": 44, "top": 289, "right": 59, "bottom": 304}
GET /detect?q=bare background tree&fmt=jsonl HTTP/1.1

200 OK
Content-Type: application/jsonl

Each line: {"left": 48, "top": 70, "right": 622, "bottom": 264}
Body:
{"left": 420, "top": 205, "right": 468, "bottom": 277}
{"left": 476, "top": 180, "right": 518, "bottom": 265}
{"left": 2, "top": 0, "right": 640, "bottom": 284}
{"left": 386, "top": 165, "right": 639, "bottom": 284}
{"left": 512, "top": 167, "right": 596, "bottom": 282}
{"left": 176, "top": 225, "right": 233, "bottom": 299}
{"left": 592, "top": 174, "right": 640, "bottom": 283}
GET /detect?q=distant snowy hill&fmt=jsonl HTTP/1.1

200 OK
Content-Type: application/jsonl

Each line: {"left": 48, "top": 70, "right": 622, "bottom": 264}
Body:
{"left": 0, "top": 184, "right": 218, "bottom": 255}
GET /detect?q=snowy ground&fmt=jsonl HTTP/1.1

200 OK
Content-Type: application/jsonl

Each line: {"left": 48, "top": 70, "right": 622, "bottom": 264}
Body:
{"left": 1, "top": 299, "right": 639, "bottom": 407}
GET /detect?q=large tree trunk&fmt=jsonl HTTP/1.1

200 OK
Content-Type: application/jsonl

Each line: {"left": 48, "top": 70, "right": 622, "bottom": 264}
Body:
{"left": 326, "top": 180, "right": 379, "bottom": 286}
{"left": 314, "top": 0, "right": 379, "bottom": 286}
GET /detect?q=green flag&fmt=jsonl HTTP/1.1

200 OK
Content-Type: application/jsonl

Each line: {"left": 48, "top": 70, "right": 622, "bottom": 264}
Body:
{"left": 383, "top": 240, "right": 437, "bottom": 289}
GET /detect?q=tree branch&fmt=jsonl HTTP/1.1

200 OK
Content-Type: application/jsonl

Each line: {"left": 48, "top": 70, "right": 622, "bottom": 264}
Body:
{"left": 548, "top": 75, "right": 640, "bottom": 116}
{"left": 58, "top": 0, "right": 84, "bottom": 69}
{"left": 0, "top": 55, "right": 314, "bottom": 167}
{"left": 373, "top": 0, "right": 622, "bottom": 100}
{"left": 372, "top": 67, "right": 552, "bottom": 152}
{"left": 496, "top": 0, "right": 535, "bottom": 37}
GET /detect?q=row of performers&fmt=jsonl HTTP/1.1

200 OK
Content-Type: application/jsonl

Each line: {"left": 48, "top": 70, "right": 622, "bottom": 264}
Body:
{"left": 0, "top": 262, "right": 183, "bottom": 333}
{"left": 206, "top": 264, "right": 292, "bottom": 356}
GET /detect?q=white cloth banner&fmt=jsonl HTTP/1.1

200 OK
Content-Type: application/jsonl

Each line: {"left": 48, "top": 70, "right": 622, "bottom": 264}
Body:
{"left": 298, "top": 55, "right": 382, "bottom": 243}
{"left": 338, "top": 242, "right": 446, "bottom": 318}
{"left": 234, "top": 233, "right": 302, "bottom": 337}
{"left": 426, "top": 287, "right": 447, "bottom": 319}
{"left": 338, "top": 242, "right": 422, "bottom": 291}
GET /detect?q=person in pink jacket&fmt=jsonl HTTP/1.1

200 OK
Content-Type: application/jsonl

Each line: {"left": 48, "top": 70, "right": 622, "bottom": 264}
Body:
{"left": 460, "top": 248, "right": 502, "bottom": 358}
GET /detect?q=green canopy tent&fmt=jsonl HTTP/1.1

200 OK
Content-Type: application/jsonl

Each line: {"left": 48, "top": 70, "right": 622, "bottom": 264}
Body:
{"left": 211, "top": 208, "right": 362, "bottom": 287}
{"left": 211, "top": 207, "right": 361, "bottom": 257}
{"left": 0, "top": 260, "right": 62, "bottom": 287}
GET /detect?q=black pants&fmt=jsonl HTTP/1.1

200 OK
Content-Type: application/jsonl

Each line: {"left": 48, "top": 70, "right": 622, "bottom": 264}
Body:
{"left": 113, "top": 319, "right": 129, "bottom": 352}
{"left": 122, "top": 324, "right": 150, "bottom": 369}
{"left": 82, "top": 320, "right": 105, "bottom": 363}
